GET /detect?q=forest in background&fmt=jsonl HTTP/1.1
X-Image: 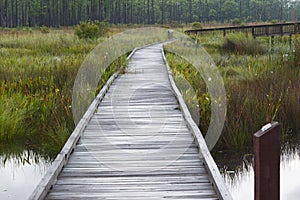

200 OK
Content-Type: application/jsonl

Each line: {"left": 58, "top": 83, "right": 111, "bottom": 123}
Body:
{"left": 0, "top": 0, "right": 300, "bottom": 28}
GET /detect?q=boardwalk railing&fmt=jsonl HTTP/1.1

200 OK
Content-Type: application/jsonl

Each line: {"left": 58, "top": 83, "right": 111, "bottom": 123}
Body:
{"left": 185, "top": 22, "right": 300, "bottom": 38}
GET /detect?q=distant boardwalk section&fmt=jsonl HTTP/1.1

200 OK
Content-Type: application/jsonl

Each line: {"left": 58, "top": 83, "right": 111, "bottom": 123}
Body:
{"left": 185, "top": 22, "right": 300, "bottom": 38}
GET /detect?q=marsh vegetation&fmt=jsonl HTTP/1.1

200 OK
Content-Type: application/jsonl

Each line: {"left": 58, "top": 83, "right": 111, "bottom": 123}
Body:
{"left": 167, "top": 32, "right": 300, "bottom": 149}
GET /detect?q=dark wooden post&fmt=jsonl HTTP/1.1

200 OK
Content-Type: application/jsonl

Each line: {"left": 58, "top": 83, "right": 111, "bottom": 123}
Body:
{"left": 252, "top": 27, "right": 256, "bottom": 39}
{"left": 271, "top": 36, "right": 275, "bottom": 53}
{"left": 254, "top": 122, "right": 280, "bottom": 200}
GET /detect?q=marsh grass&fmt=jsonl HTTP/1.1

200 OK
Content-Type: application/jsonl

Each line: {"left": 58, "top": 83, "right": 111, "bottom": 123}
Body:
{"left": 221, "top": 33, "right": 267, "bottom": 55}
{"left": 0, "top": 29, "right": 100, "bottom": 160}
{"left": 166, "top": 53, "right": 211, "bottom": 133}
{"left": 167, "top": 33, "right": 300, "bottom": 149}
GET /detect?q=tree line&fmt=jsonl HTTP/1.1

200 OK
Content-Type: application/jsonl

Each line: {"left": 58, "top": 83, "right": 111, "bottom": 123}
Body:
{"left": 0, "top": 0, "right": 299, "bottom": 28}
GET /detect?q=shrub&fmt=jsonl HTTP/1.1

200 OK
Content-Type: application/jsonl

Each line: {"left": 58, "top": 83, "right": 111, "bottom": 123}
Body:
{"left": 169, "top": 21, "right": 183, "bottom": 28}
{"left": 75, "top": 21, "right": 101, "bottom": 39}
{"left": 40, "top": 25, "right": 50, "bottom": 34}
{"left": 232, "top": 18, "right": 242, "bottom": 25}
{"left": 75, "top": 20, "right": 109, "bottom": 39}
{"left": 271, "top": 19, "right": 279, "bottom": 24}
{"left": 221, "top": 34, "right": 266, "bottom": 55}
{"left": 94, "top": 20, "right": 109, "bottom": 37}
{"left": 191, "top": 22, "right": 203, "bottom": 29}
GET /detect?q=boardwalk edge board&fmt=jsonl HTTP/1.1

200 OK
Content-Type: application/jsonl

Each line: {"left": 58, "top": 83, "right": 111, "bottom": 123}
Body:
{"left": 161, "top": 48, "right": 233, "bottom": 200}
{"left": 29, "top": 48, "right": 139, "bottom": 200}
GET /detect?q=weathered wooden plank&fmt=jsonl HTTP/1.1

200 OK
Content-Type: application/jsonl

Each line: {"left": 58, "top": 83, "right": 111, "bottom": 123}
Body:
{"left": 55, "top": 175, "right": 211, "bottom": 183}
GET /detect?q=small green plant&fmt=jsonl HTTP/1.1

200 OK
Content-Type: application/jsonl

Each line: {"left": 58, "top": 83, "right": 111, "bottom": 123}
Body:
{"left": 271, "top": 19, "right": 279, "bottom": 24}
{"left": 40, "top": 25, "right": 50, "bottom": 33}
{"left": 232, "top": 18, "right": 242, "bottom": 25}
{"left": 191, "top": 22, "right": 203, "bottom": 29}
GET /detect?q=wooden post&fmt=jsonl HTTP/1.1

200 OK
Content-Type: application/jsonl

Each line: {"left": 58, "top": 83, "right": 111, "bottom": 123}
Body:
{"left": 252, "top": 27, "right": 256, "bottom": 39}
{"left": 168, "top": 30, "right": 174, "bottom": 40}
{"left": 271, "top": 36, "right": 275, "bottom": 53}
{"left": 280, "top": 25, "right": 283, "bottom": 36}
{"left": 254, "top": 122, "right": 280, "bottom": 200}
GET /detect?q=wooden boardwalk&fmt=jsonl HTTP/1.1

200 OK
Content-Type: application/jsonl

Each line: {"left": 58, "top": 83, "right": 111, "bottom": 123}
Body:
{"left": 31, "top": 43, "right": 232, "bottom": 200}
{"left": 185, "top": 21, "right": 300, "bottom": 38}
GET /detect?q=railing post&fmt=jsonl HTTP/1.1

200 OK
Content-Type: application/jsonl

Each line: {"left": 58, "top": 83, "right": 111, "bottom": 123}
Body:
{"left": 223, "top": 29, "right": 226, "bottom": 37}
{"left": 168, "top": 30, "right": 174, "bottom": 40}
{"left": 252, "top": 27, "right": 256, "bottom": 39}
{"left": 271, "top": 36, "right": 275, "bottom": 53}
{"left": 254, "top": 122, "right": 280, "bottom": 200}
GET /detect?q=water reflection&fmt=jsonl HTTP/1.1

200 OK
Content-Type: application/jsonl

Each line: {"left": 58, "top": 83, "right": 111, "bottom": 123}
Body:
{"left": 216, "top": 143, "right": 300, "bottom": 200}
{"left": 0, "top": 152, "right": 50, "bottom": 200}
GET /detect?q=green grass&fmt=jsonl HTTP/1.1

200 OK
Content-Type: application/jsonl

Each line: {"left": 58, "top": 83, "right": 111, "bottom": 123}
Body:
{"left": 0, "top": 29, "right": 112, "bottom": 161}
{"left": 221, "top": 33, "right": 267, "bottom": 55}
{"left": 166, "top": 32, "right": 300, "bottom": 149}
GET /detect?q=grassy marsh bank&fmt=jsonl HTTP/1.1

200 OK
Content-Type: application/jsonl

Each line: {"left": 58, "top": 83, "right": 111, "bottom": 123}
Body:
{"left": 0, "top": 29, "right": 95, "bottom": 160}
{"left": 166, "top": 33, "right": 300, "bottom": 149}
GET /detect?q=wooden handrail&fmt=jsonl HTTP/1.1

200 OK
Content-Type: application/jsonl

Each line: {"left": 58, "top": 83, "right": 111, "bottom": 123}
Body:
{"left": 185, "top": 22, "right": 300, "bottom": 38}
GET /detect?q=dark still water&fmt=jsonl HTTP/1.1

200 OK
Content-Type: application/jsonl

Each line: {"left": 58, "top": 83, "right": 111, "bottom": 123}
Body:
{"left": 0, "top": 152, "right": 50, "bottom": 200}
{"left": 214, "top": 134, "right": 300, "bottom": 200}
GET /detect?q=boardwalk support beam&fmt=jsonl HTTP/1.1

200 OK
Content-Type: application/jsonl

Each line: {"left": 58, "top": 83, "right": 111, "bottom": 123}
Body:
{"left": 254, "top": 121, "right": 280, "bottom": 200}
